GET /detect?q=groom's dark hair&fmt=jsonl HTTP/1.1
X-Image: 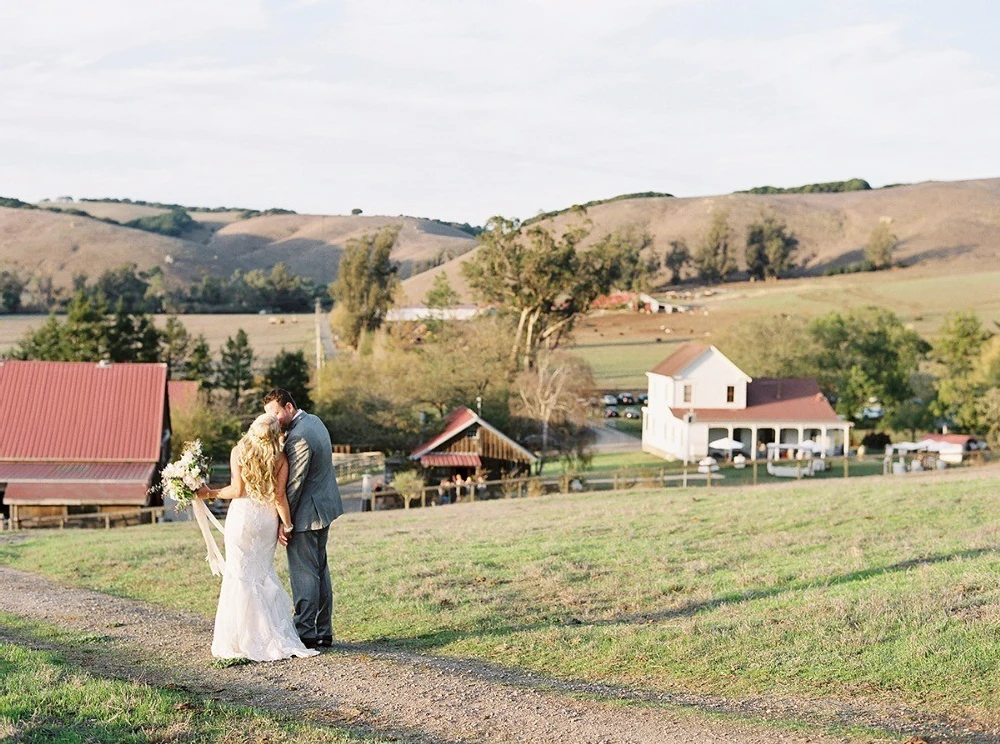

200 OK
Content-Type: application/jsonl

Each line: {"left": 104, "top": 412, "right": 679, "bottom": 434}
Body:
{"left": 263, "top": 388, "right": 297, "bottom": 410}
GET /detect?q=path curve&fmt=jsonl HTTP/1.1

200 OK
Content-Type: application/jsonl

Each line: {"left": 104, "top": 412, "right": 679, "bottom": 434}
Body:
{"left": 1, "top": 566, "right": 995, "bottom": 743}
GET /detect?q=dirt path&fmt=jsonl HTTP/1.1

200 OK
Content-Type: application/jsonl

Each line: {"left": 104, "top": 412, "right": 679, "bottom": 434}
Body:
{"left": 1, "top": 565, "right": 996, "bottom": 743}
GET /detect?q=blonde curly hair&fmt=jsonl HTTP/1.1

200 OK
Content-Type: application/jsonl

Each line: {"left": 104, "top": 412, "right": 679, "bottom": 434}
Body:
{"left": 236, "top": 413, "right": 282, "bottom": 503}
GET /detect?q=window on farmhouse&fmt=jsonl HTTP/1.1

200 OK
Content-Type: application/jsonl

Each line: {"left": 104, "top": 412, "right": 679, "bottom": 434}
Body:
{"left": 683, "top": 384, "right": 692, "bottom": 403}
{"left": 726, "top": 385, "right": 735, "bottom": 403}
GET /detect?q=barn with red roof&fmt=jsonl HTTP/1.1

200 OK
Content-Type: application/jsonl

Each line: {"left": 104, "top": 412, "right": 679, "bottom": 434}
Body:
{"left": 0, "top": 360, "right": 171, "bottom": 525}
{"left": 410, "top": 406, "right": 536, "bottom": 482}
{"left": 642, "top": 343, "right": 852, "bottom": 462}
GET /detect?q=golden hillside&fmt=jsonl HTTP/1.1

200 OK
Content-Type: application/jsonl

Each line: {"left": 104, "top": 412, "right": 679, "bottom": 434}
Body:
{"left": 400, "top": 178, "right": 1000, "bottom": 303}
{"left": 0, "top": 201, "right": 475, "bottom": 290}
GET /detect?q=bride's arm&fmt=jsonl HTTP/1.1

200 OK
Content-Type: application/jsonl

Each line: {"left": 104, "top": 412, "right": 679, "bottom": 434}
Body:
{"left": 198, "top": 448, "right": 244, "bottom": 500}
{"left": 274, "top": 454, "right": 294, "bottom": 533}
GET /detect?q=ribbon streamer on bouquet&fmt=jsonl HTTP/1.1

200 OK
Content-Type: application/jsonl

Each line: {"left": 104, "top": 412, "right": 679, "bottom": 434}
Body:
{"left": 191, "top": 498, "right": 226, "bottom": 576}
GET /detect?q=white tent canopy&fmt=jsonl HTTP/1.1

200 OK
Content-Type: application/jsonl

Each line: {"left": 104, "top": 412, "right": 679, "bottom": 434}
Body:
{"left": 709, "top": 437, "right": 744, "bottom": 450}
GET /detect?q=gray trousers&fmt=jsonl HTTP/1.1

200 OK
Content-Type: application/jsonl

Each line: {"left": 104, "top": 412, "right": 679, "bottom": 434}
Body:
{"left": 286, "top": 526, "right": 332, "bottom": 642}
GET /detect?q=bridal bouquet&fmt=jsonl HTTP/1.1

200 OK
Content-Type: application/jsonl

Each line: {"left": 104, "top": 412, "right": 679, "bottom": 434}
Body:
{"left": 159, "top": 439, "right": 211, "bottom": 512}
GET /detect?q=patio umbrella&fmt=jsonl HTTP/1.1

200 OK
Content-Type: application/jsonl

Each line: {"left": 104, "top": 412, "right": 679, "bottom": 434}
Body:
{"left": 709, "top": 436, "right": 744, "bottom": 451}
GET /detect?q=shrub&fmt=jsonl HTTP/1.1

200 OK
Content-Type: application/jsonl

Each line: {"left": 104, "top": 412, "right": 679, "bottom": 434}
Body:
{"left": 125, "top": 209, "right": 195, "bottom": 237}
{"left": 860, "top": 431, "right": 892, "bottom": 452}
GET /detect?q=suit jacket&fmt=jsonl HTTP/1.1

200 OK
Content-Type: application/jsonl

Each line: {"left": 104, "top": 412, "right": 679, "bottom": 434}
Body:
{"left": 284, "top": 411, "right": 343, "bottom": 531}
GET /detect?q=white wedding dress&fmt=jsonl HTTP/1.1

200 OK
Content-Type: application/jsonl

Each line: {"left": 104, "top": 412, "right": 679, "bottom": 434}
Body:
{"left": 212, "top": 495, "right": 319, "bottom": 661}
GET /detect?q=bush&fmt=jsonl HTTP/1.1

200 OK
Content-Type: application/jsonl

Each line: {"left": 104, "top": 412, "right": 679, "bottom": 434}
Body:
{"left": 124, "top": 209, "right": 196, "bottom": 237}
{"left": 739, "top": 179, "right": 871, "bottom": 195}
{"left": 0, "top": 197, "right": 37, "bottom": 210}
{"left": 860, "top": 431, "right": 892, "bottom": 452}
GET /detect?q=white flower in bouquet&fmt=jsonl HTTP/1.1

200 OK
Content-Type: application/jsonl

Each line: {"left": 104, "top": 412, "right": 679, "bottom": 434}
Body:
{"left": 159, "top": 439, "right": 211, "bottom": 512}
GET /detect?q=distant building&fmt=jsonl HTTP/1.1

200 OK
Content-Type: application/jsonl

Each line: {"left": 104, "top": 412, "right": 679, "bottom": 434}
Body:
{"left": 642, "top": 343, "right": 851, "bottom": 462}
{"left": 410, "top": 407, "right": 536, "bottom": 481}
{"left": 385, "top": 304, "right": 482, "bottom": 322}
{"left": 0, "top": 361, "right": 170, "bottom": 525}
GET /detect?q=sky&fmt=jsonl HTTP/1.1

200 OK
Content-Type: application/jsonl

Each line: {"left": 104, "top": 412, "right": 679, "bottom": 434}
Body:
{"left": 1, "top": 0, "right": 999, "bottom": 225}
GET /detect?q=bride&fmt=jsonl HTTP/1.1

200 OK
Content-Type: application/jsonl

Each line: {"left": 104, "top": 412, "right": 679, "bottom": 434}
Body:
{"left": 197, "top": 413, "right": 319, "bottom": 661}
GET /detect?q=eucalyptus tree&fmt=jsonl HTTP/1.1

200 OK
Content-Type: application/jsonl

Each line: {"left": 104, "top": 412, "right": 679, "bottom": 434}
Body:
{"left": 462, "top": 214, "right": 648, "bottom": 369}
{"left": 329, "top": 226, "right": 400, "bottom": 350}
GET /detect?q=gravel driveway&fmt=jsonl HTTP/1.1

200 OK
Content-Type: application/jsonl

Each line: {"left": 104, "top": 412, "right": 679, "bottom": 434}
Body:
{"left": 5, "top": 564, "right": 999, "bottom": 742}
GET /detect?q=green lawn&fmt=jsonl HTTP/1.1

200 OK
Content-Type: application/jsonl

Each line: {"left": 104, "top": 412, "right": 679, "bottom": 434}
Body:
{"left": 0, "top": 614, "right": 373, "bottom": 743}
{"left": 3, "top": 470, "right": 1000, "bottom": 728}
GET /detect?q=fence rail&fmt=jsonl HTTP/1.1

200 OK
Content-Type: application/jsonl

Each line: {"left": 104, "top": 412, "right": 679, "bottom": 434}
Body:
{"left": 365, "top": 452, "right": 990, "bottom": 512}
{"left": 2, "top": 507, "right": 165, "bottom": 531}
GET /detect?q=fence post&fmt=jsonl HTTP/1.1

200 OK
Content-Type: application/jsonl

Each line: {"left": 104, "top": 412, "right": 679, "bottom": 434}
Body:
{"left": 706, "top": 468, "right": 712, "bottom": 488}
{"left": 682, "top": 466, "right": 688, "bottom": 488}
{"left": 613, "top": 473, "right": 619, "bottom": 491}
{"left": 753, "top": 460, "right": 758, "bottom": 486}
{"left": 104, "top": 514, "right": 111, "bottom": 529}
{"left": 843, "top": 455, "right": 849, "bottom": 479}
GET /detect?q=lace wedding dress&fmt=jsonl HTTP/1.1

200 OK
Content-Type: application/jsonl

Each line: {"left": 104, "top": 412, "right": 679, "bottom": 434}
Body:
{"left": 212, "top": 495, "right": 319, "bottom": 661}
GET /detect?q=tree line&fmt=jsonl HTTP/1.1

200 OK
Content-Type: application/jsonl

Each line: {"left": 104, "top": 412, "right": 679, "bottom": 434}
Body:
{"left": 713, "top": 309, "right": 1000, "bottom": 448}
{"left": 0, "top": 262, "right": 322, "bottom": 315}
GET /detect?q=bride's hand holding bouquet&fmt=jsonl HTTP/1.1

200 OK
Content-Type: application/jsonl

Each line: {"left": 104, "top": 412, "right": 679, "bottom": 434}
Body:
{"left": 158, "top": 439, "right": 211, "bottom": 512}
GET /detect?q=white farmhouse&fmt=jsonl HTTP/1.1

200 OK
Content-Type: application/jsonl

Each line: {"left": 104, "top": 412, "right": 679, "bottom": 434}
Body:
{"left": 642, "top": 343, "right": 851, "bottom": 462}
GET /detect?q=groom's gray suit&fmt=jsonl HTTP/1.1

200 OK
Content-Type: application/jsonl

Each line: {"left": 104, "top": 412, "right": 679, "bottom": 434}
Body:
{"left": 284, "top": 410, "right": 343, "bottom": 645}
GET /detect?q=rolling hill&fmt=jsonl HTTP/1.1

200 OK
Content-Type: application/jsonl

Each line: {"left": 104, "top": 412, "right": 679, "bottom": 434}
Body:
{"left": 2, "top": 177, "right": 998, "bottom": 307}
{"left": 0, "top": 200, "right": 476, "bottom": 292}
{"left": 398, "top": 177, "right": 1000, "bottom": 302}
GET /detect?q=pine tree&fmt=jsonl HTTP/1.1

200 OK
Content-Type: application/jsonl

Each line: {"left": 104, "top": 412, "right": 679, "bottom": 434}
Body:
{"left": 262, "top": 349, "right": 313, "bottom": 410}
{"left": 186, "top": 334, "right": 215, "bottom": 391}
{"left": 217, "top": 329, "right": 255, "bottom": 409}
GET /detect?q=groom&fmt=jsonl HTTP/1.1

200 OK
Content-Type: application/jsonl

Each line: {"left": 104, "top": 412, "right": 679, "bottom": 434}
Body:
{"left": 263, "top": 388, "right": 343, "bottom": 649}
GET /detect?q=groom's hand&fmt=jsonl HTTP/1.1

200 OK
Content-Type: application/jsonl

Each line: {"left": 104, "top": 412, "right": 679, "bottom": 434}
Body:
{"left": 277, "top": 523, "right": 290, "bottom": 547}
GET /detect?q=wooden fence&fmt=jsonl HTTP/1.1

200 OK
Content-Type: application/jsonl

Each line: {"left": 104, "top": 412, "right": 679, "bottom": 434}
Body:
{"left": 1, "top": 507, "right": 165, "bottom": 532}
{"left": 365, "top": 452, "right": 990, "bottom": 512}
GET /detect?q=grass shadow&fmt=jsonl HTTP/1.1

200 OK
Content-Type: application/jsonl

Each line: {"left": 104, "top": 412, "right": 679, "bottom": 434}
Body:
{"left": 0, "top": 622, "right": 420, "bottom": 744}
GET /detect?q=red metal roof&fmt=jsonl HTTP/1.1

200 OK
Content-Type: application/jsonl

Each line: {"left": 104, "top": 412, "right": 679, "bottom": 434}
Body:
{"left": 0, "top": 361, "right": 167, "bottom": 462}
{"left": 921, "top": 433, "right": 973, "bottom": 445}
{"left": 0, "top": 462, "right": 156, "bottom": 482}
{"left": 419, "top": 453, "right": 482, "bottom": 468}
{"left": 410, "top": 406, "right": 537, "bottom": 463}
{"left": 4, "top": 480, "right": 153, "bottom": 505}
{"left": 649, "top": 343, "right": 710, "bottom": 377}
{"left": 670, "top": 378, "right": 843, "bottom": 423}
{"left": 167, "top": 380, "right": 199, "bottom": 420}
{"left": 410, "top": 407, "right": 480, "bottom": 458}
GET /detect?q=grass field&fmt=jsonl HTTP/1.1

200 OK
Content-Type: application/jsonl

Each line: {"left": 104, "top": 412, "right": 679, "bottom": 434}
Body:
{"left": 0, "top": 313, "right": 316, "bottom": 363}
{"left": 0, "top": 614, "right": 371, "bottom": 743}
{"left": 571, "top": 266, "right": 1000, "bottom": 389}
{"left": 2, "top": 264, "right": 996, "bottom": 391}
{"left": 3, "top": 468, "right": 999, "bottom": 727}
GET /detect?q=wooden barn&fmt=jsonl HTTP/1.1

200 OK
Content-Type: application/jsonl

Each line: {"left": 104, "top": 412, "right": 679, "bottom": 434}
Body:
{"left": 0, "top": 361, "right": 171, "bottom": 526}
{"left": 409, "top": 406, "right": 537, "bottom": 483}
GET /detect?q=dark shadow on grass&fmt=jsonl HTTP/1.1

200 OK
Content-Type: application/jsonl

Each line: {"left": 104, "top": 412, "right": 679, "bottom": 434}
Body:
{"left": 360, "top": 547, "right": 1000, "bottom": 743}
{"left": 611, "top": 547, "right": 998, "bottom": 626}
{"left": 0, "top": 624, "right": 446, "bottom": 744}
{"left": 341, "top": 636, "right": 1000, "bottom": 744}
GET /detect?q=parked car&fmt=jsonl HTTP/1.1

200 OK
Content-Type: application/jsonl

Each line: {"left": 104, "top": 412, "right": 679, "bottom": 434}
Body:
{"left": 638, "top": 394, "right": 648, "bottom": 405}
{"left": 617, "top": 393, "right": 636, "bottom": 405}
{"left": 623, "top": 408, "right": 640, "bottom": 419}
{"left": 604, "top": 406, "right": 620, "bottom": 418}
{"left": 601, "top": 394, "right": 619, "bottom": 406}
